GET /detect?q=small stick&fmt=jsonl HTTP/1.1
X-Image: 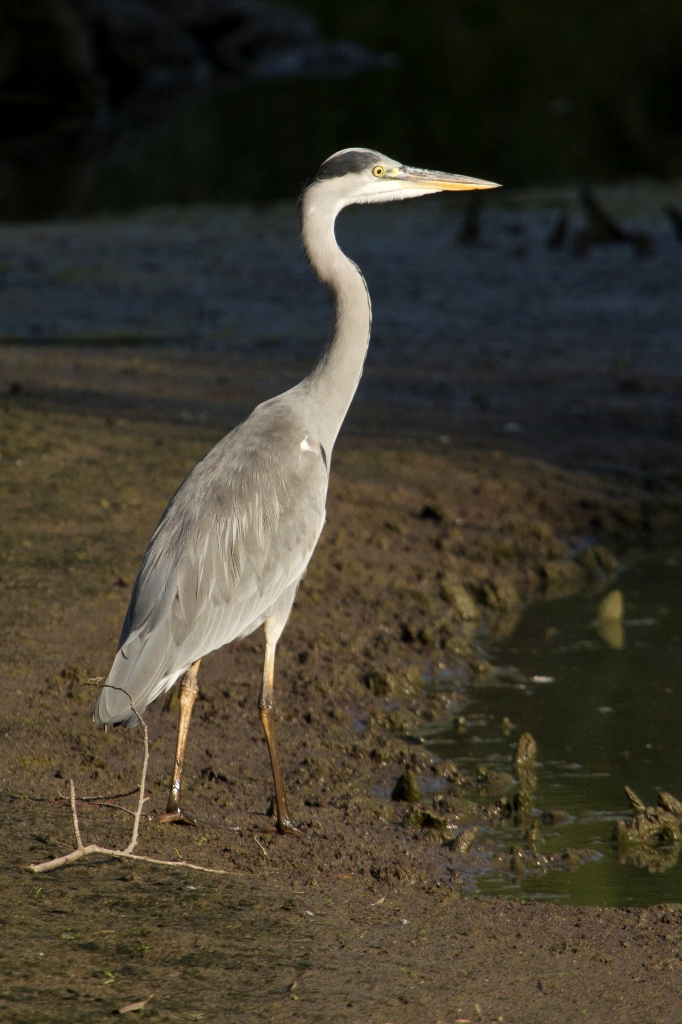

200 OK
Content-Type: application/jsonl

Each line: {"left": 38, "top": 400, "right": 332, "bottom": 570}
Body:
{"left": 29, "top": 846, "right": 227, "bottom": 874}
{"left": 77, "top": 787, "right": 140, "bottom": 803}
{"left": 26, "top": 683, "right": 227, "bottom": 877}
{"left": 85, "top": 802, "right": 137, "bottom": 817}
{"left": 123, "top": 697, "right": 150, "bottom": 855}
{"left": 56, "top": 795, "right": 136, "bottom": 817}
{"left": 69, "top": 780, "right": 84, "bottom": 851}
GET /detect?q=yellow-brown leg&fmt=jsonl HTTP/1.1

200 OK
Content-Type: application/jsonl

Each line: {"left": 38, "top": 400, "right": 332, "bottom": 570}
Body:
{"left": 154, "top": 660, "right": 200, "bottom": 825}
{"left": 259, "top": 617, "right": 302, "bottom": 837}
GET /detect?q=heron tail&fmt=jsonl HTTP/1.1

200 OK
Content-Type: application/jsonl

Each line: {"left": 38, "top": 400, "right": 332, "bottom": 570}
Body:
{"left": 93, "top": 679, "right": 142, "bottom": 727}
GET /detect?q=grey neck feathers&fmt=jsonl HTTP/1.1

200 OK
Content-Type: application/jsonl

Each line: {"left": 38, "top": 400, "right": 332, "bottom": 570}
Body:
{"left": 295, "top": 187, "right": 372, "bottom": 452}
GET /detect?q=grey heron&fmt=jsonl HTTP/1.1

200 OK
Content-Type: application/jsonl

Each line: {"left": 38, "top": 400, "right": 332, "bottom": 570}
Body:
{"left": 94, "top": 148, "right": 498, "bottom": 834}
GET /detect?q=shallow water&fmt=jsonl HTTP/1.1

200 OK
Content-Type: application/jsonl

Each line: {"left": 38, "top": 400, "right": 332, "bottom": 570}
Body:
{"left": 428, "top": 554, "right": 682, "bottom": 906}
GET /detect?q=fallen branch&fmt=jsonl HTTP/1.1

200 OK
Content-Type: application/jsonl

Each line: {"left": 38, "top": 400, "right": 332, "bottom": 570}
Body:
{"left": 55, "top": 783, "right": 144, "bottom": 818}
{"left": 118, "top": 993, "right": 155, "bottom": 1014}
{"left": 27, "top": 684, "right": 227, "bottom": 876}
{"left": 62, "top": 800, "right": 137, "bottom": 818}
{"left": 253, "top": 835, "right": 268, "bottom": 858}
{"left": 78, "top": 786, "right": 141, "bottom": 802}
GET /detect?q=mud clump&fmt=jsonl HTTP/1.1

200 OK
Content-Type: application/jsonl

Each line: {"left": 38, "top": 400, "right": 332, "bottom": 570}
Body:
{"left": 597, "top": 588, "right": 625, "bottom": 648}
{"left": 391, "top": 767, "right": 421, "bottom": 803}
{"left": 548, "top": 848, "right": 600, "bottom": 869}
{"left": 541, "top": 809, "right": 572, "bottom": 826}
{"left": 624, "top": 785, "right": 646, "bottom": 814}
{"left": 367, "top": 666, "right": 422, "bottom": 697}
{"left": 402, "top": 808, "right": 448, "bottom": 831}
{"left": 439, "top": 580, "right": 479, "bottom": 621}
{"left": 617, "top": 845, "right": 680, "bottom": 873}
{"left": 541, "top": 558, "right": 585, "bottom": 592}
{"left": 478, "top": 577, "right": 520, "bottom": 612}
{"left": 432, "top": 794, "right": 479, "bottom": 821}
{"left": 598, "top": 589, "right": 624, "bottom": 622}
{"left": 476, "top": 765, "right": 514, "bottom": 796}
{"left": 578, "top": 545, "right": 619, "bottom": 579}
{"left": 514, "top": 789, "right": 532, "bottom": 816}
{"left": 615, "top": 809, "right": 681, "bottom": 846}
{"left": 614, "top": 785, "right": 682, "bottom": 871}
{"left": 513, "top": 731, "right": 538, "bottom": 808}
{"left": 514, "top": 732, "right": 538, "bottom": 766}
{"left": 46, "top": 665, "right": 93, "bottom": 704}
{"left": 658, "top": 791, "right": 682, "bottom": 816}
{"left": 448, "top": 826, "right": 478, "bottom": 853}
{"left": 525, "top": 821, "right": 541, "bottom": 849}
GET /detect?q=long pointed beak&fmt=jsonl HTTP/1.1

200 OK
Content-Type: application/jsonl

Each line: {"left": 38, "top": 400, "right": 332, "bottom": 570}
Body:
{"left": 396, "top": 167, "right": 500, "bottom": 192}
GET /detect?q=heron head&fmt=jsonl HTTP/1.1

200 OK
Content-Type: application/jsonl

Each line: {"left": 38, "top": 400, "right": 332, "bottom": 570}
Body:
{"left": 304, "top": 148, "right": 499, "bottom": 209}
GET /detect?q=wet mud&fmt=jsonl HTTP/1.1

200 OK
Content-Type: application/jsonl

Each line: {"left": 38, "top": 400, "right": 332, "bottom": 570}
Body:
{"left": 615, "top": 787, "right": 682, "bottom": 874}
{"left": 3, "top": 385, "right": 682, "bottom": 1020}
{"left": 2, "top": 199, "right": 682, "bottom": 1019}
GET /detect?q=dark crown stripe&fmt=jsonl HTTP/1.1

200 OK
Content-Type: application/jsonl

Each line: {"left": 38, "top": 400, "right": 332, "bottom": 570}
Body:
{"left": 312, "top": 150, "right": 379, "bottom": 183}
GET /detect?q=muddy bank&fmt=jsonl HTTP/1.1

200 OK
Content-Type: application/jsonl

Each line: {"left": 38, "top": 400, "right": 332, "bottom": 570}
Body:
{"left": 2, "top": 389, "right": 682, "bottom": 1018}
{"left": 2, "top": 400, "right": 675, "bottom": 883}
{"left": 2, "top": 195, "right": 682, "bottom": 1017}
{"left": 5, "top": 853, "right": 682, "bottom": 1023}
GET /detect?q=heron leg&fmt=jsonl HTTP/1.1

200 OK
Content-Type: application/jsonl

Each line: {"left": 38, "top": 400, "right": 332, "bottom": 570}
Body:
{"left": 154, "top": 660, "right": 201, "bottom": 825}
{"left": 259, "top": 608, "right": 302, "bottom": 838}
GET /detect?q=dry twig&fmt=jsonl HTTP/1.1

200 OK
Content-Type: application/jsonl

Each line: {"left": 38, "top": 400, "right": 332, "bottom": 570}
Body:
{"left": 78, "top": 786, "right": 141, "bottom": 802}
{"left": 118, "top": 993, "right": 155, "bottom": 1014}
{"left": 27, "top": 684, "right": 227, "bottom": 876}
{"left": 55, "top": 784, "right": 143, "bottom": 818}
{"left": 253, "top": 835, "right": 268, "bottom": 858}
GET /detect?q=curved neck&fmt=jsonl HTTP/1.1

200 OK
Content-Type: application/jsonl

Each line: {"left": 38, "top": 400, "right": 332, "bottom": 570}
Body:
{"left": 296, "top": 189, "right": 372, "bottom": 452}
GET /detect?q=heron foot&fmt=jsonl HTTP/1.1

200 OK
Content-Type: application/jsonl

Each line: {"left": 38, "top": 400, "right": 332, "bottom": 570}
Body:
{"left": 151, "top": 808, "right": 198, "bottom": 826}
{"left": 258, "top": 821, "right": 305, "bottom": 838}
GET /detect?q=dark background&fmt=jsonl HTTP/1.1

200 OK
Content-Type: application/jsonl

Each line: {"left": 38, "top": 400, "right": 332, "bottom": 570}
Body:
{"left": 2, "top": 0, "right": 682, "bottom": 219}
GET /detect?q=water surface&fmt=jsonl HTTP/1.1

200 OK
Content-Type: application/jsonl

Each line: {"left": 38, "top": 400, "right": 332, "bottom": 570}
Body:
{"left": 428, "top": 554, "right": 682, "bottom": 906}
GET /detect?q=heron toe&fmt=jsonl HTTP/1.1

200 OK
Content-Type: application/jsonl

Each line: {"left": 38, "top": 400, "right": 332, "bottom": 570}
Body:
{"left": 258, "top": 821, "right": 305, "bottom": 838}
{"left": 152, "top": 808, "right": 198, "bottom": 826}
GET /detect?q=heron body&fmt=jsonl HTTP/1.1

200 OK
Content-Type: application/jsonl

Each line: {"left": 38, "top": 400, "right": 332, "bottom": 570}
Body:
{"left": 95, "top": 402, "right": 328, "bottom": 727}
{"left": 94, "top": 148, "right": 498, "bottom": 831}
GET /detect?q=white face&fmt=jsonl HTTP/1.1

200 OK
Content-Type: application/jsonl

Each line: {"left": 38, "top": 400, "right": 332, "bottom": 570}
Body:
{"left": 310, "top": 148, "right": 499, "bottom": 209}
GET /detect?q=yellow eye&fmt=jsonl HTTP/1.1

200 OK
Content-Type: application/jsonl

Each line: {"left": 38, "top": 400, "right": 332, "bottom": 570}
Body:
{"left": 372, "top": 165, "right": 385, "bottom": 177}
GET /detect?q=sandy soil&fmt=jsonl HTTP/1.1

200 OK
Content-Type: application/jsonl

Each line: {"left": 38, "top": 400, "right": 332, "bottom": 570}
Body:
{"left": 2, "top": 197, "right": 682, "bottom": 1021}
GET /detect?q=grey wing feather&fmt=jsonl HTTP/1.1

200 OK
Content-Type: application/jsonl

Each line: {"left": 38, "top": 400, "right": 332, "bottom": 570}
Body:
{"left": 94, "top": 399, "right": 327, "bottom": 725}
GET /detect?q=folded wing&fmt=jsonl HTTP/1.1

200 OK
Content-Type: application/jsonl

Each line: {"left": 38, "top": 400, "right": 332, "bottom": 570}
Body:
{"left": 94, "top": 401, "right": 327, "bottom": 725}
